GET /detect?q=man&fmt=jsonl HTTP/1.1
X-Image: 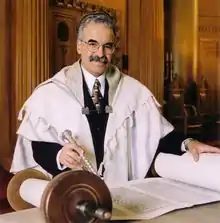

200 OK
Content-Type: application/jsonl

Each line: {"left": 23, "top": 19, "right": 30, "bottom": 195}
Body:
{"left": 10, "top": 12, "right": 220, "bottom": 182}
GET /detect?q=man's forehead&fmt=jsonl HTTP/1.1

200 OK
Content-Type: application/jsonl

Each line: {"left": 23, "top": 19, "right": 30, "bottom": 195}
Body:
{"left": 82, "top": 22, "right": 114, "bottom": 42}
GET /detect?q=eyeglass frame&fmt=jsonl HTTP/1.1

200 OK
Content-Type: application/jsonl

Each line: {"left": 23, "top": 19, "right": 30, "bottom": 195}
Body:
{"left": 79, "top": 39, "right": 116, "bottom": 54}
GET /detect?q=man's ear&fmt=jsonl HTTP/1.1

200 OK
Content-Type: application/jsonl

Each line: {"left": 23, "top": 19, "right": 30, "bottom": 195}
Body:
{"left": 76, "top": 40, "right": 82, "bottom": 54}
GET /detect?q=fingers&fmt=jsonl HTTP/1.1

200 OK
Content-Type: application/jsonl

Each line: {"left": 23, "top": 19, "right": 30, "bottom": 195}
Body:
{"left": 189, "top": 148, "right": 199, "bottom": 162}
{"left": 199, "top": 144, "right": 220, "bottom": 153}
{"left": 65, "top": 143, "right": 84, "bottom": 156}
{"left": 67, "top": 150, "right": 81, "bottom": 163}
{"left": 62, "top": 155, "right": 81, "bottom": 169}
{"left": 188, "top": 141, "right": 220, "bottom": 162}
{"left": 59, "top": 142, "right": 85, "bottom": 169}
{"left": 206, "top": 146, "right": 220, "bottom": 153}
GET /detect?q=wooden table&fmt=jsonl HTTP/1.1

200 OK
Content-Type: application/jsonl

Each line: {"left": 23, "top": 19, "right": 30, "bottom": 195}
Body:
{"left": 0, "top": 202, "right": 220, "bottom": 223}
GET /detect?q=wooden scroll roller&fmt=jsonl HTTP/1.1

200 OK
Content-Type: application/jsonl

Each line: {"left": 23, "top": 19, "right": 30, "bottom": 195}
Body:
{"left": 7, "top": 135, "right": 112, "bottom": 223}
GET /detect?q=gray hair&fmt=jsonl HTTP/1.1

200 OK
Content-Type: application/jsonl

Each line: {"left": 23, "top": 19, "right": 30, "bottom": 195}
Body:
{"left": 77, "top": 12, "right": 116, "bottom": 40}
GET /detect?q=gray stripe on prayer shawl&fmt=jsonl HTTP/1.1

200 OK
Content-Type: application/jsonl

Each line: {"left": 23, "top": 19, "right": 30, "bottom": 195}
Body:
{"left": 28, "top": 115, "right": 62, "bottom": 144}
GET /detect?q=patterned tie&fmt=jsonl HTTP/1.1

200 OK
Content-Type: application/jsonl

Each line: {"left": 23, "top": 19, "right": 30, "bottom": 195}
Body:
{"left": 92, "top": 79, "right": 102, "bottom": 112}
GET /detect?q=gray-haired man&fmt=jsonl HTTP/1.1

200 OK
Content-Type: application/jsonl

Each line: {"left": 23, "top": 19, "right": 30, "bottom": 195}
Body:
{"left": 11, "top": 12, "right": 220, "bottom": 182}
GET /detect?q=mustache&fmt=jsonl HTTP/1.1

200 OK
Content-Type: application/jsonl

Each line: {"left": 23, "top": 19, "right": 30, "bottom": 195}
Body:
{"left": 89, "top": 55, "right": 108, "bottom": 64}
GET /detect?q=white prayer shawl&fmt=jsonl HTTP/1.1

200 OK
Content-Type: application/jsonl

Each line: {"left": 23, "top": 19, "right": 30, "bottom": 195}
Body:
{"left": 10, "top": 61, "right": 174, "bottom": 183}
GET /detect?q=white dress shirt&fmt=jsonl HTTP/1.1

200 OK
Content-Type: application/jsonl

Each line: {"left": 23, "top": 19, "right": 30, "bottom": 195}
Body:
{"left": 81, "top": 66, "right": 106, "bottom": 97}
{"left": 56, "top": 66, "right": 106, "bottom": 170}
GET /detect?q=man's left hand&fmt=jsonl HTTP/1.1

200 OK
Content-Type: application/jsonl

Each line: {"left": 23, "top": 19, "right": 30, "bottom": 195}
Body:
{"left": 187, "top": 140, "right": 220, "bottom": 162}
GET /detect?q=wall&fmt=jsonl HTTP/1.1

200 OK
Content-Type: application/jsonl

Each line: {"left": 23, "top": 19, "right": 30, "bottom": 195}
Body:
{"left": 0, "top": 0, "right": 12, "bottom": 169}
{"left": 169, "top": 0, "right": 198, "bottom": 81}
{"left": 198, "top": 0, "right": 220, "bottom": 111}
{"left": 199, "top": 0, "right": 220, "bottom": 16}
{"left": 127, "top": 0, "right": 164, "bottom": 103}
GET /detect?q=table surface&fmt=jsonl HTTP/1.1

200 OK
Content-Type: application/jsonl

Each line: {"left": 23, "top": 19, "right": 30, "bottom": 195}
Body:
{"left": 0, "top": 202, "right": 220, "bottom": 223}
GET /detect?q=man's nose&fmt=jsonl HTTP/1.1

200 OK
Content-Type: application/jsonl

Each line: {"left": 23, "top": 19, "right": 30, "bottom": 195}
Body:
{"left": 96, "top": 45, "right": 105, "bottom": 57}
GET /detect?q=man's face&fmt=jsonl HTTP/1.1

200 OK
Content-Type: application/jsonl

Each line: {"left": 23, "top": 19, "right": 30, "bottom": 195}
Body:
{"left": 77, "top": 22, "right": 115, "bottom": 77}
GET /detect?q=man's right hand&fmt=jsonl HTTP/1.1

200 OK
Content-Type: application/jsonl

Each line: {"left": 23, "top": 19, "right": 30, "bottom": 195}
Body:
{"left": 59, "top": 142, "right": 84, "bottom": 169}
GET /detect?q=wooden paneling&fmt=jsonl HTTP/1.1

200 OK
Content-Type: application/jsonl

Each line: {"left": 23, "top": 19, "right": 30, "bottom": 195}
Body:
{"left": 0, "top": 0, "right": 11, "bottom": 169}
{"left": 127, "top": 0, "right": 141, "bottom": 80}
{"left": 198, "top": 39, "right": 219, "bottom": 111}
{"left": 49, "top": 10, "right": 79, "bottom": 74}
{"left": 12, "top": 0, "right": 50, "bottom": 120}
{"left": 198, "top": 0, "right": 220, "bottom": 112}
{"left": 199, "top": 0, "right": 220, "bottom": 16}
{"left": 199, "top": 17, "right": 220, "bottom": 39}
{"left": 168, "top": 0, "right": 198, "bottom": 81}
{"left": 127, "top": 0, "right": 164, "bottom": 103}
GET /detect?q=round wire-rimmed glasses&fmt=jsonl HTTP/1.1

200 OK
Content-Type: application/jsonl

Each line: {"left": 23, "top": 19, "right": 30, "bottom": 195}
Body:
{"left": 80, "top": 39, "right": 115, "bottom": 54}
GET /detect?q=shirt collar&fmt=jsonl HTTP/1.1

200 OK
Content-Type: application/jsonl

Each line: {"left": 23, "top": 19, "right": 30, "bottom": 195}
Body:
{"left": 81, "top": 65, "right": 105, "bottom": 96}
